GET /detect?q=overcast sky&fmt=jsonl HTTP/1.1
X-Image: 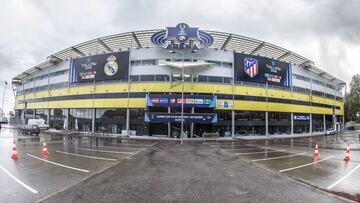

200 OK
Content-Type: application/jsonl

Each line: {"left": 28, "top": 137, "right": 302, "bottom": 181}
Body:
{"left": 0, "top": 0, "right": 359, "bottom": 114}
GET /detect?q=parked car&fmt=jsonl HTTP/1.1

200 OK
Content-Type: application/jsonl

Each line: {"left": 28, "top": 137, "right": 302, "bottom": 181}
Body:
{"left": 325, "top": 128, "right": 337, "bottom": 136}
{"left": 27, "top": 119, "right": 49, "bottom": 130}
{"left": 21, "top": 125, "right": 40, "bottom": 136}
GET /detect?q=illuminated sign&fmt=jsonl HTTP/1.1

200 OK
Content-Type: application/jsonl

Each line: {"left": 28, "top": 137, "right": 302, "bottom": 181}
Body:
{"left": 70, "top": 51, "right": 130, "bottom": 83}
{"left": 145, "top": 112, "right": 217, "bottom": 124}
{"left": 234, "top": 53, "right": 291, "bottom": 87}
{"left": 146, "top": 94, "right": 216, "bottom": 108}
{"left": 151, "top": 23, "right": 214, "bottom": 50}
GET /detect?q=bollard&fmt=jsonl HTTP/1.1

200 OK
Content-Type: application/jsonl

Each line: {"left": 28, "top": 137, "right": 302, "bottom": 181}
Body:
{"left": 290, "top": 139, "right": 294, "bottom": 147}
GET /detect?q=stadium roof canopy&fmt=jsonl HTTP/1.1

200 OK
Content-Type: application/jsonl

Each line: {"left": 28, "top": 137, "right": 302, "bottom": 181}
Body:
{"left": 12, "top": 29, "right": 346, "bottom": 86}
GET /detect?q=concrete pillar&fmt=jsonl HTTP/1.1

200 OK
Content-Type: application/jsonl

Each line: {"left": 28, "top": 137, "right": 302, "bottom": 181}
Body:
{"left": 265, "top": 111, "right": 269, "bottom": 137}
{"left": 65, "top": 109, "right": 69, "bottom": 130}
{"left": 126, "top": 108, "right": 130, "bottom": 136}
{"left": 33, "top": 110, "right": 36, "bottom": 119}
{"left": 91, "top": 109, "right": 95, "bottom": 133}
{"left": 291, "top": 112, "right": 294, "bottom": 135}
{"left": 309, "top": 113, "right": 312, "bottom": 134}
{"left": 323, "top": 114, "right": 326, "bottom": 133}
{"left": 231, "top": 110, "right": 235, "bottom": 138}
{"left": 190, "top": 107, "right": 194, "bottom": 138}
{"left": 168, "top": 106, "right": 171, "bottom": 138}
{"left": 46, "top": 109, "right": 50, "bottom": 126}
{"left": 21, "top": 109, "right": 25, "bottom": 125}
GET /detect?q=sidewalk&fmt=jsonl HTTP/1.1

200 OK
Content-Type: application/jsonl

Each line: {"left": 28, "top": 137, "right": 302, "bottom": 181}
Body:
{"left": 235, "top": 132, "right": 325, "bottom": 140}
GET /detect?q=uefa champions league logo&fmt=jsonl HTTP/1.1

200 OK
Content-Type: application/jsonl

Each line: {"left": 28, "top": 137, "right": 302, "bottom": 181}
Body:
{"left": 177, "top": 23, "right": 187, "bottom": 42}
{"left": 151, "top": 23, "right": 213, "bottom": 50}
{"left": 104, "top": 55, "right": 118, "bottom": 76}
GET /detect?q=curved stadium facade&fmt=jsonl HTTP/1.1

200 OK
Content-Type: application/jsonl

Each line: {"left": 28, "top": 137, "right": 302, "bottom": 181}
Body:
{"left": 12, "top": 23, "right": 345, "bottom": 137}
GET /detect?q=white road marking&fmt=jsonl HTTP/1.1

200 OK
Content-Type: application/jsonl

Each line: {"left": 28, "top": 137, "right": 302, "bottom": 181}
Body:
{"left": 252, "top": 152, "right": 306, "bottom": 162}
{"left": 227, "top": 148, "right": 269, "bottom": 151}
{"left": 235, "top": 149, "right": 286, "bottom": 155}
{"left": 56, "top": 150, "right": 118, "bottom": 161}
{"left": 327, "top": 163, "right": 360, "bottom": 189}
{"left": 279, "top": 156, "right": 333, "bottom": 173}
{"left": 0, "top": 164, "right": 39, "bottom": 194}
{"left": 108, "top": 143, "right": 153, "bottom": 147}
{"left": 93, "top": 145, "right": 145, "bottom": 150}
{"left": 125, "top": 142, "right": 159, "bottom": 159}
{"left": 27, "top": 154, "right": 90, "bottom": 173}
{"left": 77, "top": 147, "right": 134, "bottom": 155}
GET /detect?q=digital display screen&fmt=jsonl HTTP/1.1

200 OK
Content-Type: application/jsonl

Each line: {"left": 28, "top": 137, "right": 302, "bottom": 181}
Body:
{"left": 234, "top": 53, "right": 291, "bottom": 86}
{"left": 70, "top": 51, "right": 130, "bottom": 83}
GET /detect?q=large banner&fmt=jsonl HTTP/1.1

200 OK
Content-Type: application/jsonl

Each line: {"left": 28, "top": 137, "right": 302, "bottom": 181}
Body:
{"left": 146, "top": 94, "right": 217, "bottom": 108}
{"left": 145, "top": 112, "right": 218, "bottom": 124}
{"left": 70, "top": 51, "right": 130, "bottom": 83}
{"left": 234, "top": 53, "right": 291, "bottom": 86}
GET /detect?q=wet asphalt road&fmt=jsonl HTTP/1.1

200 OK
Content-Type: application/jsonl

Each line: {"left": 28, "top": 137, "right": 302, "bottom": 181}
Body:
{"left": 1, "top": 127, "right": 359, "bottom": 202}
{"left": 0, "top": 127, "right": 156, "bottom": 203}
{"left": 44, "top": 143, "right": 347, "bottom": 203}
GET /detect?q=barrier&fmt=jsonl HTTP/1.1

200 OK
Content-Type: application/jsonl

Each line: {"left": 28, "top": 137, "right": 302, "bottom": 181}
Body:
{"left": 203, "top": 132, "right": 219, "bottom": 141}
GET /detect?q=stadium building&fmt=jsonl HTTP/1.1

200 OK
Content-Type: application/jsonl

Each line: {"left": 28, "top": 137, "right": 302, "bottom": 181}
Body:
{"left": 12, "top": 23, "right": 345, "bottom": 137}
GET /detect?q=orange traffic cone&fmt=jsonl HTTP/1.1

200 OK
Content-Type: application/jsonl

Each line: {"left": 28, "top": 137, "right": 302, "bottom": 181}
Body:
{"left": 313, "top": 143, "right": 320, "bottom": 157}
{"left": 344, "top": 144, "right": 350, "bottom": 161}
{"left": 11, "top": 139, "right": 19, "bottom": 160}
{"left": 42, "top": 142, "right": 49, "bottom": 156}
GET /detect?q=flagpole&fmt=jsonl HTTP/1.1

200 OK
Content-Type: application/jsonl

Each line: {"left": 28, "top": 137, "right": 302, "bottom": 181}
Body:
{"left": 1, "top": 81, "right": 7, "bottom": 117}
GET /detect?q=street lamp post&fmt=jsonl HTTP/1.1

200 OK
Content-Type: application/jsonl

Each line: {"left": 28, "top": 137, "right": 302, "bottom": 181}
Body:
{"left": 170, "top": 49, "right": 197, "bottom": 145}
{"left": 180, "top": 51, "right": 185, "bottom": 145}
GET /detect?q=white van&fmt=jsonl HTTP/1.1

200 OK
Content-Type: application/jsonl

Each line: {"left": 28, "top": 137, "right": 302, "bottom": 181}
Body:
{"left": 27, "top": 119, "right": 49, "bottom": 130}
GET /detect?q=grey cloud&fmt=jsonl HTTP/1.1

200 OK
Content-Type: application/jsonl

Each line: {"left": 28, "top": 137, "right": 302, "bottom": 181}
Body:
{"left": 0, "top": 0, "right": 359, "bottom": 113}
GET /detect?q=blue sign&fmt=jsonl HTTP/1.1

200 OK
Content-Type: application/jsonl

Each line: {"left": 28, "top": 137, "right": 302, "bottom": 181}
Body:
{"left": 145, "top": 113, "right": 217, "bottom": 124}
{"left": 146, "top": 94, "right": 216, "bottom": 108}
{"left": 294, "top": 115, "right": 310, "bottom": 121}
{"left": 159, "top": 98, "right": 168, "bottom": 104}
{"left": 151, "top": 23, "right": 214, "bottom": 50}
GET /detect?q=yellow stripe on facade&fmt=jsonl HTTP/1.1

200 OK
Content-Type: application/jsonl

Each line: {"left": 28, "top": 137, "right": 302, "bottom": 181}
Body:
{"left": 15, "top": 82, "right": 344, "bottom": 115}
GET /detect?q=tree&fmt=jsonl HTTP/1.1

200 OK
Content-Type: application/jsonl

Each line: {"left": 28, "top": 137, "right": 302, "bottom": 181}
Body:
{"left": 345, "top": 74, "right": 360, "bottom": 122}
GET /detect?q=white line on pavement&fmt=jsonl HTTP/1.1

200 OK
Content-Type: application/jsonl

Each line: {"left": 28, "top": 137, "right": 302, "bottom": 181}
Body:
{"left": 327, "top": 164, "right": 360, "bottom": 189}
{"left": 0, "top": 164, "right": 39, "bottom": 194}
{"left": 27, "top": 154, "right": 90, "bottom": 173}
{"left": 235, "top": 149, "right": 286, "bottom": 155}
{"left": 279, "top": 156, "right": 333, "bottom": 173}
{"left": 77, "top": 147, "right": 135, "bottom": 155}
{"left": 56, "top": 150, "right": 118, "bottom": 161}
{"left": 227, "top": 148, "right": 269, "bottom": 151}
{"left": 252, "top": 152, "right": 306, "bottom": 162}
{"left": 92, "top": 145, "right": 145, "bottom": 150}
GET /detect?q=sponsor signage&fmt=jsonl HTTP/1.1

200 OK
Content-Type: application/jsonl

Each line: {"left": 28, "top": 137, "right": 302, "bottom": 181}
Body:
{"left": 294, "top": 115, "right": 310, "bottom": 121}
{"left": 150, "top": 23, "right": 214, "bottom": 50}
{"left": 146, "top": 94, "right": 216, "bottom": 108}
{"left": 234, "top": 53, "right": 291, "bottom": 86}
{"left": 219, "top": 101, "right": 233, "bottom": 108}
{"left": 69, "top": 51, "right": 130, "bottom": 83}
{"left": 145, "top": 112, "right": 217, "bottom": 124}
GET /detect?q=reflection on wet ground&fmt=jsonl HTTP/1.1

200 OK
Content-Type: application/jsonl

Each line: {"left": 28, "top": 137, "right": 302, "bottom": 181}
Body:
{"left": 209, "top": 131, "right": 360, "bottom": 198}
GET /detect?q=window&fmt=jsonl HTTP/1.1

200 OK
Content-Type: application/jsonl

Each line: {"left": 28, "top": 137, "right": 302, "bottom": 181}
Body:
{"left": 131, "top": 75, "right": 140, "bottom": 82}
{"left": 140, "top": 75, "right": 155, "bottom": 82}
{"left": 155, "top": 75, "right": 170, "bottom": 82}
{"left": 142, "top": 59, "right": 157, "bottom": 66}
{"left": 131, "top": 60, "right": 141, "bottom": 66}
{"left": 197, "top": 75, "right": 208, "bottom": 82}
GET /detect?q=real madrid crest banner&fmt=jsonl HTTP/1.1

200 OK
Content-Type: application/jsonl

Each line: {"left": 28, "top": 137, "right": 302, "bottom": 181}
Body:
{"left": 69, "top": 51, "right": 130, "bottom": 83}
